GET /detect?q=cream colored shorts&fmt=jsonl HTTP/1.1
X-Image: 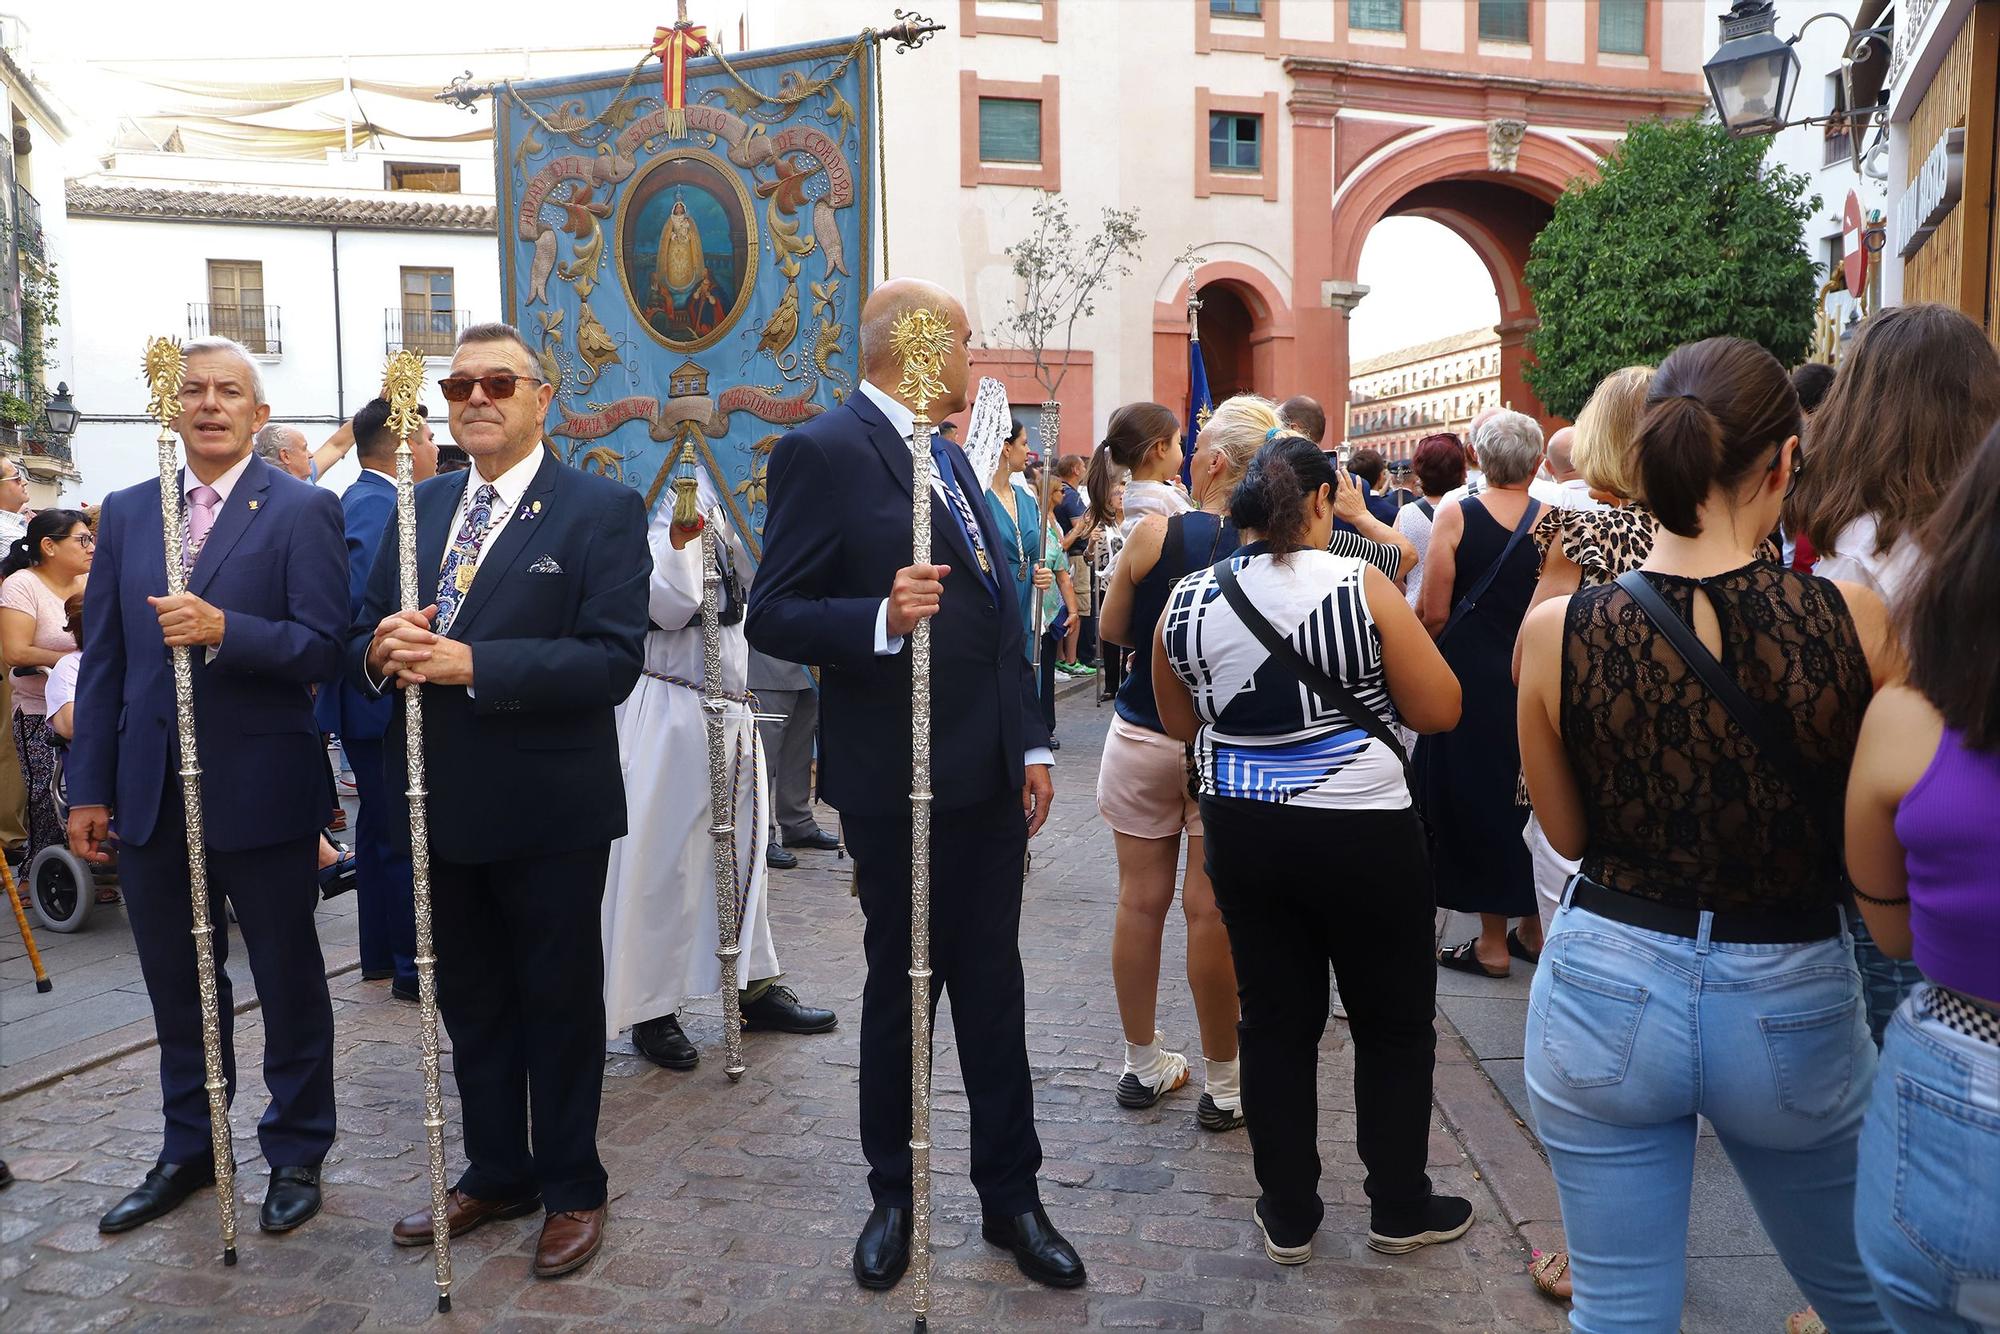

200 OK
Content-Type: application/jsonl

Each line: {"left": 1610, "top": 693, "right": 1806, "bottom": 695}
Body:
{"left": 1095, "top": 713, "right": 1202, "bottom": 839}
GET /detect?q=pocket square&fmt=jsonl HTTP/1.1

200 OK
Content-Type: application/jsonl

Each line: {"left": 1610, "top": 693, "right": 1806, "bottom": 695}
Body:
{"left": 526, "top": 555, "right": 564, "bottom": 575}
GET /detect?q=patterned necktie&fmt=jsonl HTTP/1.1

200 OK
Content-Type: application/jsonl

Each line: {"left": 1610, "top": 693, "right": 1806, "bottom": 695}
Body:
{"left": 182, "top": 485, "right": 221, "bottom": 575}
{"left": 927, "top": 437, "right": 998, "bottom": 597}
{"left": 433, "top": 483, "right": 499, "bottom": 635}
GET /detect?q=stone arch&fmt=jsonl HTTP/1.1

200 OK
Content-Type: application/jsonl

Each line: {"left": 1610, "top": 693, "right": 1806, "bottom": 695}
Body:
{"left": 1327, "top": 127, "right": 1601, "bottom": 430}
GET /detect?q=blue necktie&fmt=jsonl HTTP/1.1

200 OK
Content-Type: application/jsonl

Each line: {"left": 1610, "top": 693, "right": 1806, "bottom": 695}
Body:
{"left": 928, "top": 437, "right": 999, "bottom": 599}
{"left": 434, "top": 483, "right": 499, "bottom": 635}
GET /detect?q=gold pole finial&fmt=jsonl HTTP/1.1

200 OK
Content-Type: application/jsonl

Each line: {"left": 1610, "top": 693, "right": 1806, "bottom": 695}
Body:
{"left": 143, "top": 337, "right": 186, "bottom": 431}
{"left": 383, "top": 349, "right": 427, "bottom": 443}
{"left": 889, "top": 307, "right": 953, "bottom": 418}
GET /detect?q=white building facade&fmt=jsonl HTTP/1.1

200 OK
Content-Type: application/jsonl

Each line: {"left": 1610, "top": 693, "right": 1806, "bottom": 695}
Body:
{"left": 63, "top": 147, "right": 499, "bottom": 501}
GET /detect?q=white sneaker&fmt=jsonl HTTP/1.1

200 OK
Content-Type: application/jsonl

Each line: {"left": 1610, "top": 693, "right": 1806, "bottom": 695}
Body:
{"left": 1116, "top": 1034, "right": 1190, "bottom": 1109}
{"left": 1255, "top": 1206, "right": 1312, "bottom": 1265}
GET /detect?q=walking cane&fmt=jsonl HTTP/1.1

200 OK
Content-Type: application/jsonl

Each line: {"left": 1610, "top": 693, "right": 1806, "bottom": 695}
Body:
{"left": 143, "top": 337, "right": 238, "bottom": 1266}
{"left": 671, "top": 441, "right": 746, "bottom": 1081}
{"left": 381, "top": 351, "right": 454, "bottom": 1312}
{"left": 3, "top": 860, "right": 49, "bottom": 992}
{"left": 889, "top": 307, "right": 954, "bottom": 1333}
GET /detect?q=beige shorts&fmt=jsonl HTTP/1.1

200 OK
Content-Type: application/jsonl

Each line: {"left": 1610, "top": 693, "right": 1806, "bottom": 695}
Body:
{"left": 1068, "top": 555, "right": 1092, "bottom": 604}
{"left": 1095, "top": 713, "right": 1202, "bottom": 839}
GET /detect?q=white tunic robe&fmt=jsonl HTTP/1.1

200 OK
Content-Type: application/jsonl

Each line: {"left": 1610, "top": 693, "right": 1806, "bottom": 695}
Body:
{"left": 601, "top": 492, "right": 779, "bottom": 1037}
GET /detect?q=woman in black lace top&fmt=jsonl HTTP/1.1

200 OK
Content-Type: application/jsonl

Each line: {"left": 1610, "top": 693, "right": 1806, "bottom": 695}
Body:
{"left": 1515, "top": 338, "right": 1901, "bottom": 1333}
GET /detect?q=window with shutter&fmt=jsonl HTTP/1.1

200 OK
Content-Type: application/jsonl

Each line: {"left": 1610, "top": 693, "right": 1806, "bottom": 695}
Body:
{"left": 1477, "top": 0, "right": 1530, "bottom": 43}
{"left": 1348, "top": 0, "right": 1402, "bottom": 33}
{"left": 1598, "top": 0, "right": 1646, "bottom": 55}
{"left": 978, "top": 98, "right": 1042, "bottom": 164}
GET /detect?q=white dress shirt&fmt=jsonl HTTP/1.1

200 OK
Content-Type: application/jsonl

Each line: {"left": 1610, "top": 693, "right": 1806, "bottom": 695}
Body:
{"left": 181, "top": 452, "right": 257, "bottom": 659}
{"left": 441, "top": 447, "right": 543, "bottom": 584}
{"left": 855, "top": 379, "right": 1051, "bottom": 770}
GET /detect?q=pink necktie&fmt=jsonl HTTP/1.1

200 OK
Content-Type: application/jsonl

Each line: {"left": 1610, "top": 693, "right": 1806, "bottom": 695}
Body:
{"left": 185, "top": 484, "right": 220, "bottom": 572}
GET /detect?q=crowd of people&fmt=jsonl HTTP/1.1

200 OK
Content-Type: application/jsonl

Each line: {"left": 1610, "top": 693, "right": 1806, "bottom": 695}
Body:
{"left": 5, "top": 277, "right": 1995, "bottom": 1333}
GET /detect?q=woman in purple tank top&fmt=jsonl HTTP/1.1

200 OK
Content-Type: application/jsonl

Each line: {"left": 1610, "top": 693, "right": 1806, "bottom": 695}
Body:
{"left": 1846, "top": 419, "right": 2000, "bottom": 1332}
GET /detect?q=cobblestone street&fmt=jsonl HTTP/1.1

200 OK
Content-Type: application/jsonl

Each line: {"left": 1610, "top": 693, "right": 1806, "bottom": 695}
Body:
{"left": 2, "top": 692, "right": 1571, "bottom": 1331}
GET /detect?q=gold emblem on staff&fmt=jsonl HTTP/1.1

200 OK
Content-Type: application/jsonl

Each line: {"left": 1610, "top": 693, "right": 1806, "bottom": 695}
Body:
{"left": 889, "top": 308, "right": 953, "bottom": 415}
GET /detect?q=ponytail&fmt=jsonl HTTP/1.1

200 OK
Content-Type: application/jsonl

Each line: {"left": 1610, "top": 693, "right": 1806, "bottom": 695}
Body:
{"left": 1637, "top": 338, "right": 1800, "bottom": 539}
{"left": 1085, "top": 401, "right": 1181, "bottom": 529}
{"left": 2, "top": 508, "right": 92, "bottom": 580}
{"left": 1637, "top": 396, "right": 1726, "bottom": 538}
{"left": 1230, "top": 434, "right": 1334, "bottom": 558}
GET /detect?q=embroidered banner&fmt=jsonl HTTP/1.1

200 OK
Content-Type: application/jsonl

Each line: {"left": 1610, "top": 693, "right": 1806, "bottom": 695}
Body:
{"left": 497, "top": 35, "right": 877, "bottom": 558}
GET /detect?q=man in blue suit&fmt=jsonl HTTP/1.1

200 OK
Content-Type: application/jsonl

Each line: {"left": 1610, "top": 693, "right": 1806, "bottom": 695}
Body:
{"left": 352, "top": 322, "right": 648, "bottom": 1281}
{"left": 314, "top": 397, "right": 437, "bottom": 1000}
{"left": 747, "top": 279, "right": 1084, "bottom": 1294}
{"left": 70, "top": 337, "right": 348, "bottom": 1237}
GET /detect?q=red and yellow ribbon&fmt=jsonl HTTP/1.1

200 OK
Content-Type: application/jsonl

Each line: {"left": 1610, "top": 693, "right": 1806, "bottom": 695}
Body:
{"left": 651, "top": 21, "right": 709, "bottom": 137}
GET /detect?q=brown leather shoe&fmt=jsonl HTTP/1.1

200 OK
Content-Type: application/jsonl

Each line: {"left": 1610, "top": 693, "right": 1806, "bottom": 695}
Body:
{"left": 533, "top": 1205, "right": 606, "bottom": 1278}
{"left": 390, "top": 1188, "right": 541, "bottom": 1247}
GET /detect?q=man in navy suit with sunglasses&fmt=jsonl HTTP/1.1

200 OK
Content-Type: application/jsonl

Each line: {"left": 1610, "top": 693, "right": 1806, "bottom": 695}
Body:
{"left": 352, "top": 322, "right": 648, "bottom": 1281}
{"left": 747, "top": 278, "right": 1084, "bottom": 1295}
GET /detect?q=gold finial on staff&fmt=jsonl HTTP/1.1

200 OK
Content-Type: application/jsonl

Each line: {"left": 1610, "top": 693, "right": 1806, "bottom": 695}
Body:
{"left": 381, "top": 347, "right": 455, "bottom": 1314}
{"left": 889, "top": 303, "right": 952, "bottom": 1334}
{"left": 143, "top": 334, "right": 240, "bottom": 1268}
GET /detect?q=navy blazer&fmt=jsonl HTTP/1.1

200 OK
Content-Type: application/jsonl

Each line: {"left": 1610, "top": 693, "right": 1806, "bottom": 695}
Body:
{"left": 314, "top": 469, "right": 397, "bottom": 742}
{"left": 71, "top": 453, "right": 348, "bottom": 851}
{"left": 344, "top": 449, "right": 650, "bottom": 866}
{"left": 745, "top": 392, "right": 1047, "bottom": 817}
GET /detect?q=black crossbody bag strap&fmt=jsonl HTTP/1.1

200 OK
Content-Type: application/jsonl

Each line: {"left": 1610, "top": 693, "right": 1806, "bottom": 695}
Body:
{"left": 1439, "top": 497, "right": 1541, "bottom": 642}
{"left": 1613, "top": 570, "right": 1821, "bottom": 804}
{"left": 1212, "top": 559, "right": 1414, "bottom": 795}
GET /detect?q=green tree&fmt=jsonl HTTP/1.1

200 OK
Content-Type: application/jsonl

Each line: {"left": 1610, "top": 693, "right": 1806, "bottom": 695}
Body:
{"left": 1524, "top": 117, "right": 1818, "bottom": 419}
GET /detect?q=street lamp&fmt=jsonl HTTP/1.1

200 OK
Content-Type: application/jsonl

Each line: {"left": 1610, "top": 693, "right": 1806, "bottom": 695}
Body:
{"left": 1704, "top": 1, "right": 1891, "bottom": 170}
{"left": 1704, "top": 2, "right": 1798, "bottom": 138}
{"left": 43, "top": 382, "right": 78, "bottom": 440}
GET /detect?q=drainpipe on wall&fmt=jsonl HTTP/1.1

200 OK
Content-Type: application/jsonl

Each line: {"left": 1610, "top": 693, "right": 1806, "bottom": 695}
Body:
{"left": 330, "top": 225, "right": 345, "bottom": 420}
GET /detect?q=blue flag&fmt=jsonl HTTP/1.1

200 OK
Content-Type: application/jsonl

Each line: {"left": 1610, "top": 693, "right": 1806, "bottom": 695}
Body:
{"left": 1184, "top": 331, "right": 1214, "bottom": 485}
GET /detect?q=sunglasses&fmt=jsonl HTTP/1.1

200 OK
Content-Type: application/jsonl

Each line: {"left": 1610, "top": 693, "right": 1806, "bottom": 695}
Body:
{"left": 437, "top": 373, "right": 542, "bottom": 403}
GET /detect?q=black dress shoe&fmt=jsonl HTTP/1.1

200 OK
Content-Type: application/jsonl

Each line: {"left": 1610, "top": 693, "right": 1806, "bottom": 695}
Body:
{"left": 261, "top": 1164, "right": 322, "bottom": 1233}
{"left": 766, "top": 843, "right": 799, "bottom": 870}
{"left": 99, "top": 1159, "right": 216, "bottom": 1233}
{"left": 852, "top": 1204, "right": 911, "bottom": 1289}
{"left": 741, "top": 984, "right": 837, "bottom": 1034}
{"left": 982, "top": 1205, "right": 1086, "bottom": 1288}
{"left": 390, "top": 980, "right": 419, "bottom": 1003}
{"left": 361, "top": 968, "right": 396, "bottom": 982}
{"left": 633, "top": 1013, "right": 699, "bottom": 1070}
{"left": 783, "top": 828, "right": 842, "bottom": 851}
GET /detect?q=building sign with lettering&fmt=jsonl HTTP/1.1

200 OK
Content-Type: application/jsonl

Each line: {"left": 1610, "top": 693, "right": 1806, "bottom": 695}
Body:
{"left": 1893, "top": 126, "right": 1965, "bottom": 260}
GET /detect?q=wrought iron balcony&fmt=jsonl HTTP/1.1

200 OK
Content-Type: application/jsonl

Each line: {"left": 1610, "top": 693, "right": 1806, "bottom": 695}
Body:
{"left": 387, "top": 307, "right": 470, "bottom": 358}
{"left": 12, "top": 184, "right": 42, "bottom": 261}
{"left": 188, "top": 303, "right": 283, "bottom": 355}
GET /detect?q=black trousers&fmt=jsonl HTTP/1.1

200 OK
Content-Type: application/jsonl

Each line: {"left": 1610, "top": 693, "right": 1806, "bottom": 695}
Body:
{"left": 1201, "top": 797, "right": 1439, "bottom": 1242}
{"left": 346, "top": 736, "right": 417, "bottom": 989}
{"left": 120, "top": 781, "right": 333, "bottom": 1168}
{"left": 842, "top": 788, "right": 1043, "bottom": 1217}
{"left": 433, "top": 845, "right": 610, "bottom": 1213}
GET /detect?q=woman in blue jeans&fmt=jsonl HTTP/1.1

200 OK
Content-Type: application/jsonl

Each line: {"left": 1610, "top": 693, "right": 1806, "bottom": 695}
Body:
{"left": 1516, "top": 338, "right": 1901, "bottom": 1333}
{"left": 1845, "top": 420, "right": 2000, "bottom": 1334}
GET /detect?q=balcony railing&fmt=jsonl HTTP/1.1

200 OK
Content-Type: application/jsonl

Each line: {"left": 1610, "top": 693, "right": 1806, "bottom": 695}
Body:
{"left": 387, "top": 307, "right": 470, "bottom": 358}
{"left": 12, "top": 184, "right": 41, "bottom": 261}
{"left": 188, "top": 303, "right": 283, "bottom": 355}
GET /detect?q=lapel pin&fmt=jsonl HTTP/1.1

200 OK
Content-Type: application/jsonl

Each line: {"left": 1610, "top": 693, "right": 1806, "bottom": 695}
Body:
{"left": 248, "top": 499, "right": 261, "bottom": 511}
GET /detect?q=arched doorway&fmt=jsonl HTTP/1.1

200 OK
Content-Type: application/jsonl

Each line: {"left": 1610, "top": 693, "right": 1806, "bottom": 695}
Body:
{"left": 1150, "top": 258, "right": 1295, "bottom": 422}
{"left": 1325, "top": 126, "right": 1602, "bottom": 434}
{"left": 1198, "top": 282, "right": 1257, "bottom": 402}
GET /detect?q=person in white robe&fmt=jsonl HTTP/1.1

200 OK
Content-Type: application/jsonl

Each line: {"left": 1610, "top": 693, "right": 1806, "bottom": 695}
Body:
{"left": 601, "top": 478, "right": 836, "bottom": 1069}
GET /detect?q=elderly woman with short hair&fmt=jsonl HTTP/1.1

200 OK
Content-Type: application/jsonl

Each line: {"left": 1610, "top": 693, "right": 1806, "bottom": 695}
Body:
{"left": 1416, "top": 410, "right": 1550, "bottom": 978}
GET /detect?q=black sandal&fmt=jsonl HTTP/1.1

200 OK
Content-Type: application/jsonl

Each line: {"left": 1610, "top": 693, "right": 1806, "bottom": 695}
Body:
{"left": 1507, "top": 928, "right": 1542, "bottom": 965}
{"left": 1437, "top": 939, "right": 1510, "bottom": 978}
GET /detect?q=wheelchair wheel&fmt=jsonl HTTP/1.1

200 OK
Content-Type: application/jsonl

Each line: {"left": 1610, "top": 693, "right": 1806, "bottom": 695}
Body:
{"left": 28, "top": 845, "right": 93, "bottom": 933}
